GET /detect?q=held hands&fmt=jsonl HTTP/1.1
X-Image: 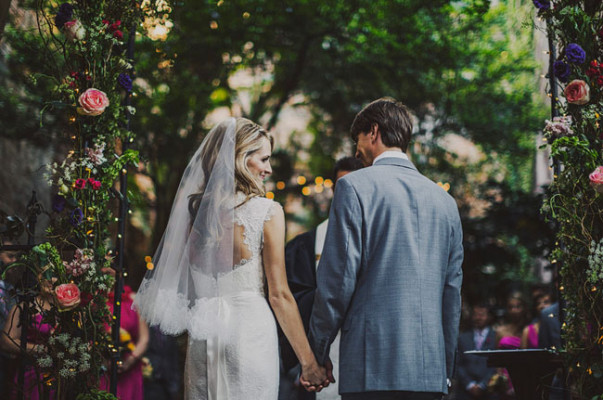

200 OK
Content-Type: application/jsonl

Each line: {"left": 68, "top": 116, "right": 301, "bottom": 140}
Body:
{"left": 299, "top": 357, "right": 335, "bottom": 392}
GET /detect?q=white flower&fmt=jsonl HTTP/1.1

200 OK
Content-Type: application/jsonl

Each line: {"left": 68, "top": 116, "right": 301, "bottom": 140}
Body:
{"left": 37, "top": 356, "right": 53, "bottom": 368}
{"left": 86, "top": 143, "right": 107, "bottom": 166}
{"left": 543, "top": 116, "right": 573, "bottom": 138}
{"left": 64, "top": 20, "right": 86, "bottom": 42}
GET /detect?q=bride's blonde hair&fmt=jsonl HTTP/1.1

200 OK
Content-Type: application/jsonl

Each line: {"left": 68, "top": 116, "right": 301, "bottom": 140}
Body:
{"left": 235, "top": 118, "right": 273, "bottom": 199}
{"left": 188, "top": 118, "right": 272, "bottom": 218}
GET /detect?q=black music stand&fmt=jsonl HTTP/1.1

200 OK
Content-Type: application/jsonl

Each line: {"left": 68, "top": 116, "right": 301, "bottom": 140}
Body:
{"left": 465, "top": 349, "right": 562, "bottom": 400}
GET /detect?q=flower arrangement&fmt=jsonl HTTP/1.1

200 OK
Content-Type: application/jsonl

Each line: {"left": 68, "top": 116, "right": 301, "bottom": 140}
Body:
{"left": 12, "top": 0, "right": 149, "bottom": 398}
{"left": 536, "top": 0, "right": 603, "bottom": 396}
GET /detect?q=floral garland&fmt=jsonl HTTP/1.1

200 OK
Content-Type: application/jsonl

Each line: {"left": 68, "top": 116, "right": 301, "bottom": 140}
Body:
{"left": 8, "top": 1, "right": 147, "bottom": 398}
{"left": 536, "top": 0, "right": 603, "bottom": 396}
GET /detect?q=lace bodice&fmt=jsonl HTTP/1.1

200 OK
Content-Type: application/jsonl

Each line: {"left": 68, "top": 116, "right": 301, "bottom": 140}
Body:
{"left": 217, "top": 193, "right": 280, "bottom": 296}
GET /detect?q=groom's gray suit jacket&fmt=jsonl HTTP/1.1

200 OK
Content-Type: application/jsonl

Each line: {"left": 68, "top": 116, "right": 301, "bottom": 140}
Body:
{"left": 308, "top": 157, "right": 463, "bottom": 395}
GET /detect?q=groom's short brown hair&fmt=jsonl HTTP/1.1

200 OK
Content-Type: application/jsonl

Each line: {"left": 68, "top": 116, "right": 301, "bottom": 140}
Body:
{"left": 350, "top": 97, "right": 413, "bottom": 152}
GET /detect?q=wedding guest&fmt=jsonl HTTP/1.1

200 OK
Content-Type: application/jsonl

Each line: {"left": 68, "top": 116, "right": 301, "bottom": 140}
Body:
{"left": 491, "top": 291, "right": 530, "bottom": 399}
{"left": 280, "top": 156, "right": 363, "bottom": 400}
{"left": 143, "top": 326, "right": 182, "bottom": 400}
{"left": 538, "top": 302, "right": 561, "bottom": 350}
{"left": 456, "top": 304, "right": 497, "bottom": 400}
{"left": 520, "top": 290, "right": 552, "bottom": 349}
{"left": 100, "top": 275, "right": 149, "bottom": 400}
{"left": 538, "top": 301, "right": 564, "bottom": 400}
{"left": 496, "top": 291, "right": 530, "bottom": 349}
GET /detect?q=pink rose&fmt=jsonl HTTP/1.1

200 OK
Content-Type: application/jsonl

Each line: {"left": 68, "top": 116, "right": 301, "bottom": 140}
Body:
{"left": 77, "top": 89, "right": 110, "bottom": 116}
{"left": 63, "top": 19, "right": 85, "bottom": 41}
{"left": 54, "top": 283, "right": 81, "bottom": 311}
{"left": 564, "top": 79, "right": 590, "bottom": 105}
{"left": 589, "top": 166, "right": 603, "bottom": 193}
{"left": 91, "top": 180, "right": 101, "bottom": 190}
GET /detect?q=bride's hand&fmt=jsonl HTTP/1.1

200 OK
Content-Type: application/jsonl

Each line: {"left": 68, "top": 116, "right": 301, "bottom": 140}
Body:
{"left": 300, "top": 362, "right": 329, "bottom": 392}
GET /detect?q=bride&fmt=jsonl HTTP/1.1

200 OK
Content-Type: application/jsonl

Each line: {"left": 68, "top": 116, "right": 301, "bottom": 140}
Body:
{"left": 134, "top": 118, "right": 328, "bottom": 399}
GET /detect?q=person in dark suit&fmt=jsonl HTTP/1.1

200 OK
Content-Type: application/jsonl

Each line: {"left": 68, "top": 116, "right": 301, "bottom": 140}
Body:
{"left": 279, "top": 157, "right": 363, "bottom": 400}
{"left": 538, "top": 302, "right": 561, "bottom": 350}
{"left": 538, "top": 302, "right": 564, "bottom": 400}
{"left": 456, "top": 304, "right": 497, "bottom": 400}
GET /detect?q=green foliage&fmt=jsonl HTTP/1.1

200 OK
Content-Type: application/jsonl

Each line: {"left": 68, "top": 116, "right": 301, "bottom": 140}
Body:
{"left": 76, "top": 389, "right": 118, "bottom": 400}
{"left": 1, "top": 0, "right": 143, "bottom": 396}
{"left": 537, "top": 0, "right": 603, "bottom": 396}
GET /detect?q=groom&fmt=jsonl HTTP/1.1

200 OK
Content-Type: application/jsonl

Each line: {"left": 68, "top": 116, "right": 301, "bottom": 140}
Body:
{"left": 304, "top": 98, "right": 464, "bottom": 400}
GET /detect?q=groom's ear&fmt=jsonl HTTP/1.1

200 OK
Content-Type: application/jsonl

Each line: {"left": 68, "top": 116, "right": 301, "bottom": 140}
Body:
{"left": 369, "top": 123, "right": 381, "bottom": 143}
{"left": 370, "top": 123, "right": 380, "bottom": 143}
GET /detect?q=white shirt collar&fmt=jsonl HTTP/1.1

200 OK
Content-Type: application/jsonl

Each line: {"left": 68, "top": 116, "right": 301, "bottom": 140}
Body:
{"left": 315, "top": 219, "right": 329, "bottom": 270}
{"left": 373, "top": 150, "right": 409, "bottom": 165}
{"left": 474, "top": 327, "right": 489, "bottom": 336}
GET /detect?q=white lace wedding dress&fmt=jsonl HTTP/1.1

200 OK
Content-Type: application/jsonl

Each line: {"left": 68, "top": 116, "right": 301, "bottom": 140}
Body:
{"left": 184, "top": 193, "right": 280, "bottom": 400}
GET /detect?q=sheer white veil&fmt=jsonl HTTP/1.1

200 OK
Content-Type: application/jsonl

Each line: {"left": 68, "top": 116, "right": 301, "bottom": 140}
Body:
{"left": 134, "top": 118, "right": 237, "bottom": 339}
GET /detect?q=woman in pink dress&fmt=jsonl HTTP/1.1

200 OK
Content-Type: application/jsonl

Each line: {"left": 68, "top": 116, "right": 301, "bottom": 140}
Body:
{"left": 491, "top": 291, "right": 530, "bottom": 399}
{"left": 100, "top": 285, "right": 149, "bottom": 400}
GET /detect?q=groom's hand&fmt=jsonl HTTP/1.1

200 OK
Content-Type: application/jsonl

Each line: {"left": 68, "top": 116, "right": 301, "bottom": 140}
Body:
{"left": 324, "top": 357, "right": 335, "bottom": 384}
{"left": 299, "top": 362, "right": 330, "bottom": 392}
{"left": 299, "top": 376, "right": 329, "bottom": 393}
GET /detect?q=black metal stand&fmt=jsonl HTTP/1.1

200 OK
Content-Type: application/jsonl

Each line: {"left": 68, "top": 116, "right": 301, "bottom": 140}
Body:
{"left": 544, "top": 16, "right": 571, "bottom": 400}
{"left": 0, "top": 191, "right": 41, "bottom": 400}
{"left": 109, "top": 20, "right": 136, "bottom": 395}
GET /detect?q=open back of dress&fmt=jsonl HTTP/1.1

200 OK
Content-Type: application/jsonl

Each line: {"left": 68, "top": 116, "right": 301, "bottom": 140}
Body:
{"left": 184, "top": 193, "right": 281, "bottom": 400}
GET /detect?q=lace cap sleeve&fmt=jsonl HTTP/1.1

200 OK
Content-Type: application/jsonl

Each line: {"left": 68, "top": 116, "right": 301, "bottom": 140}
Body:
{"left": 264, "top": 201, "right": 283, "bottom": 222}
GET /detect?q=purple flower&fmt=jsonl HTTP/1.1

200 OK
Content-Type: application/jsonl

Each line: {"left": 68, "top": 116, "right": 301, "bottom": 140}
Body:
{"left": 52, "top": 194, "right": 66, "bottom": 213}
{"left": 532, "top": 0, "right": 550, "bottom": 10}
{"left": 54, "top": 3, "right": 74, "bottom": 29}
{"left": 565, "top": 43, "right": 586, "bottom": 64}
{"left": 553, "top": 60, "right": 571, "bottom": 82}
{"left": 69, "top": 208, "right": 84, "bottom": 226}
{"left": 118, "top": 73, "right": 133, "bottom": 92}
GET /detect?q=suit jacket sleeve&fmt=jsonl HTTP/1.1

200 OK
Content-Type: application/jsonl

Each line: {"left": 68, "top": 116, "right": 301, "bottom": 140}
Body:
{"left": 442, "top": 215, "right": 463, "bottom": 379}
{"left": 455, "top": 333, "right": 472, "bottom": 388}
{"left": 308, "top": 179, "right": 363, "bottom": 364}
